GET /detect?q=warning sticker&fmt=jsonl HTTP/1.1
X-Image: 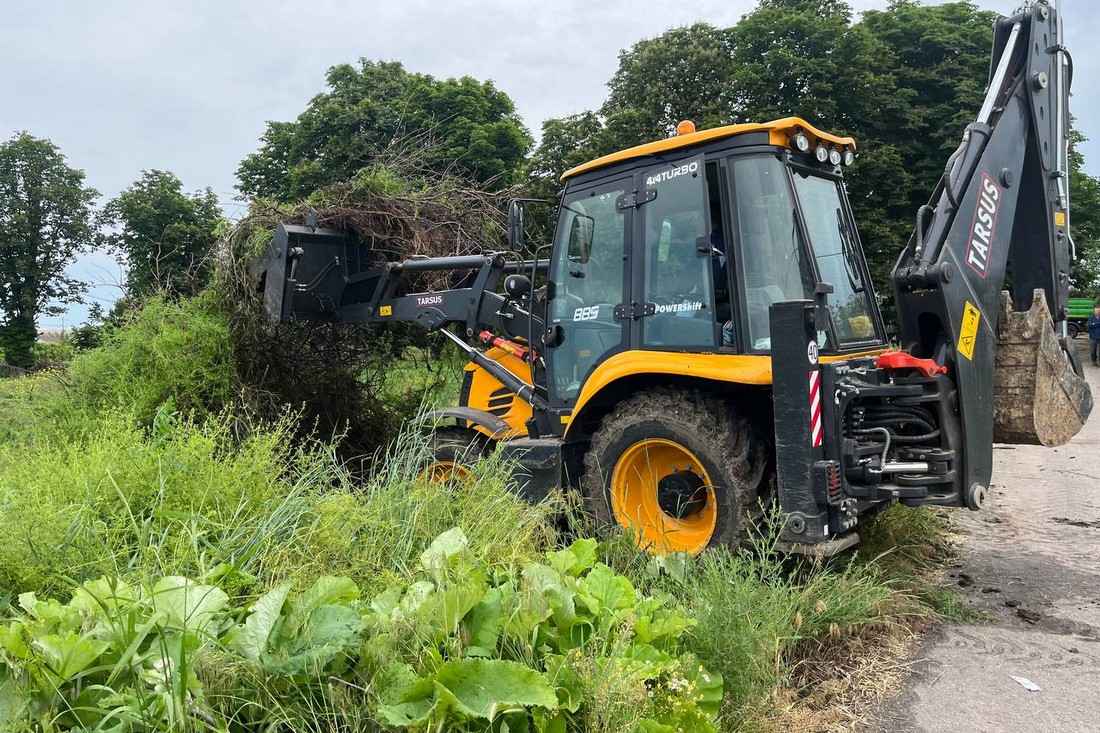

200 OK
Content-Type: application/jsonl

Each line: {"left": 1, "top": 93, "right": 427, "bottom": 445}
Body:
{"left": 957, "top": 301, "right": 981, "bottom": 361}
{"left": 1054, "top": 211, "right": 1066, "bottom": 227}
{"left": 380, "top": 305, "right": 393, "bottom": 317}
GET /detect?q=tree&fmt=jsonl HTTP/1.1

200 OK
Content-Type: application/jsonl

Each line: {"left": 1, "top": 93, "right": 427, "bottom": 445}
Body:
{"left": 858, "top": 1, "right": 997, "bottom": 211}
{"left": 0, "top": 133, "right": 97, "bottom": 367}
{"left": 237, "top": 60, "right": 531, "bottom": 202}
{"left": 1068, "top": 129, "right": 1100, "bottom": 299}
{"left": 524, "top": 112, "right": 609, "bottom": 204}
{"left": 728, "top": 0, "right": 901, "bottom": 132}
{"left": 100, "top": 170, "right": 223, "bottom": 301}
{"left": 602, "top": 23, "right": 738, "bottom": 148}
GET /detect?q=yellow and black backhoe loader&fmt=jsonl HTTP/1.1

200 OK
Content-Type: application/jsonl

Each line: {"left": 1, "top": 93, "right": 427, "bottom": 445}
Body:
{"left": 257, "top": 0, "right": 1091, "bottom": 555}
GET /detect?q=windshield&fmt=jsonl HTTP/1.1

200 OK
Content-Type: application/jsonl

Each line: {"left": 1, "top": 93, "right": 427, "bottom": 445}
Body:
{"left": 732, "top": 156, "right": 816, "bottom": 350}
{"left": 792, "top": 172, "right": 879, "bottom": 346}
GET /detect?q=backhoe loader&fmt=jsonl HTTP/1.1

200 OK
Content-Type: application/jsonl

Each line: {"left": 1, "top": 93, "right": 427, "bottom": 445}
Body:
{"left": 257, "top": 0, "right": 1092, "bottom": 554}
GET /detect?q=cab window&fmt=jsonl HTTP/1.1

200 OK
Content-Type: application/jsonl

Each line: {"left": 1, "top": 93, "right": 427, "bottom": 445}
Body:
{"left": 640, "top": 155, "right": 717, "bottom": 349}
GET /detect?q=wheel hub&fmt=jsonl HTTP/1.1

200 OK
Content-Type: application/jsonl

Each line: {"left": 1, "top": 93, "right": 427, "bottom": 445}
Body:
{"left": 656, "top": 470, "right": 708, "bottom": 519}
{"left": 609, "top": 437, "right": 718, "bottom": 555}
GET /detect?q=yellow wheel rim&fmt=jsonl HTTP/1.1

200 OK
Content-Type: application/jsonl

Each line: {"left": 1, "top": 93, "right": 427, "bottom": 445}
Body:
{"left": 419, "top": 460, "right": 472, "bottom": 485}
{"left": 610, "top": 438, "right": 716, "bottom": 555}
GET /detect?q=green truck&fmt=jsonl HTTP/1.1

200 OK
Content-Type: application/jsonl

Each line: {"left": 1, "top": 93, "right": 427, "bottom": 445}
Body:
{"left": 1068, "top": 297, "right": 1097, "bottom": 338}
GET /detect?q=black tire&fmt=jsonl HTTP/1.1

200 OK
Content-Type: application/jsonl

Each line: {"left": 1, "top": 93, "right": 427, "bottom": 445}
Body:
{"left": 420, "top": 425, "right": 489, "bottom": 483}
{"left": 1067, "top": 322, "right": 1080, "bottom": 340}
{"left": 580, "top": 388, "right": 773, "bottom": 553}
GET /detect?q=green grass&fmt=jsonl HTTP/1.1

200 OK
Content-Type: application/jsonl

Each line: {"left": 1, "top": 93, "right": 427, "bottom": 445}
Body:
{"left": 0, "top": 406, "right": 558, "bottom": 604}
{"left": 379, "top": 344, "right": 467, "bottom": 409}
{"left": 854, "top": 504, "right": 988, "bottom": 621}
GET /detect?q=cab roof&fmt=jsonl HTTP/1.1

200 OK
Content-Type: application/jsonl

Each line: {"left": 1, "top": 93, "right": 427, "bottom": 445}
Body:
{"left": 560, "top": 116, "right": 856, "bottom": 182}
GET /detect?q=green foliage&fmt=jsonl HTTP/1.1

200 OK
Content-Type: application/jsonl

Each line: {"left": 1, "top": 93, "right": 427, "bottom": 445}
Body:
{"left": 29, "top": 340, "right": 74, "bottom": 368}
{"left": 573, "top": 520, "right": 926, "bottom": 731}
{"left": 858, "top": 1, "right": 996, "bottom": 207}
{"left": 355, "top": 530, "right": 719, "bottom": 732}
{"left": 602, "top": 23, "right": 738, "bottom": 147}
{"left": 60, "top": 295, "right": 236, "bottom": 429}
{"left": 99, "top": 170, "right": 224, "bottom": 301}
{"left": 728, "top": 0, "right": 900, "bottom": 132}
{"left": 0, "top": 536, "right": 723, "bottom": 733}
{"left": 1069, "top": 128, "right": 1100, "bottom": 298}
{"left": 0, "top": 390, "right": 558, "bottom": 601}
{"left": 0, "top": 408, "right": 295, "bottom": 597}
{"left": 0, "top": 373, "right": 57, "bottom": 445}
{"left": 0, "top": 133, "right": 98, "bottom": 368}
{"left": 237, "top": 60, "right": 532, "bottom": 201}
{"left": 0, "top": 575, "right": 230, "bottom": 730}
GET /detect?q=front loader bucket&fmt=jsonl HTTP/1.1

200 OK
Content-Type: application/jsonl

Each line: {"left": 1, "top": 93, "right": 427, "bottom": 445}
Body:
{"left": 993, "top": 289, "right": 1093, "bottom": 445}
{"left": 255, "top": 224, "right": 376, "bottom": 324}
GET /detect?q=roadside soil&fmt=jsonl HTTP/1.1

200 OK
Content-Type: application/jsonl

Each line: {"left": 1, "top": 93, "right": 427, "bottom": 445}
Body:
{"left": 871, "top": 339, "right": 1100, "bottom": 732}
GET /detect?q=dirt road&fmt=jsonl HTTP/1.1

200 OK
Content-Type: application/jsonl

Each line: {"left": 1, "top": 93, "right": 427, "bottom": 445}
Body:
{"left": 874, "top": 341, "right": 1100, "bottom": 732}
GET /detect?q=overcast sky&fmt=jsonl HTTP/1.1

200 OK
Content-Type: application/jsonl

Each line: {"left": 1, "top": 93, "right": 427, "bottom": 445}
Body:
{"left": 5, "top": 0, "right": 1097, "bottom": 329}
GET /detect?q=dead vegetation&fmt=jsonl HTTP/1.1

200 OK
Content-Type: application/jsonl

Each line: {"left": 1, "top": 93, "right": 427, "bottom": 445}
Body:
{"left": 730, "top": 506, "right": 962, "bottom": 732}
{"left": 215, "top": 155, "right": 515, "bottom": 463}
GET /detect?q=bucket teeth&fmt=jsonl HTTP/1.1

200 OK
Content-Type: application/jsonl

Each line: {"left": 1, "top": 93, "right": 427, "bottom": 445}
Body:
{"left": 993, "top": 290, "right": 1094, "bottom": 446}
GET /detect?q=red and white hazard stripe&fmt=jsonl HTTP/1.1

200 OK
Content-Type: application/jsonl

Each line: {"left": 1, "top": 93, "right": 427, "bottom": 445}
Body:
{"left": 809, "top": 370, "right": 823, "bottom": 448}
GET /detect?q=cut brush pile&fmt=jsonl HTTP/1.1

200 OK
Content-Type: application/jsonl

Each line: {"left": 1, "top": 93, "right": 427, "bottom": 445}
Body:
{"left": 217, "top": 158, "right": 517, "bottom": 463}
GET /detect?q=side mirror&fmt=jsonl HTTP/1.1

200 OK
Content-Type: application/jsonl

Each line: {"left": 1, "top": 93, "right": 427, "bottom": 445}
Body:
{"left": 568, "top": 214, "right": 593, "bottom": 264}
{"left": 507, "top": 199, "right": 525, "bottom": 253}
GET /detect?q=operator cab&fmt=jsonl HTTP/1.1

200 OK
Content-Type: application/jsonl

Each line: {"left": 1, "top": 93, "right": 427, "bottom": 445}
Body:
{"left": 546, "top": 118, "right": 886, "bottom": 406}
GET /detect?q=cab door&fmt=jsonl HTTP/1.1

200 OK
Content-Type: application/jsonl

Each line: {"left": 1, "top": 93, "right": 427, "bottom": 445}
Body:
{"left": 634, "top": 155, "right": 718, "bottom": 350}
{"left": 545, "top": 177, "right": 632, "bottom": 408}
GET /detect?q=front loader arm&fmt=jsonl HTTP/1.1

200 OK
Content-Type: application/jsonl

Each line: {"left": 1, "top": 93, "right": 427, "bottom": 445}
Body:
{"left": 256, "top": 222, "right": 550, "bottom": 413}
{"left": 259, "top": 223, "right": 544, "bottom": 341}
{"left": 891, "top": 1, "right": 1090, "bottom": 498}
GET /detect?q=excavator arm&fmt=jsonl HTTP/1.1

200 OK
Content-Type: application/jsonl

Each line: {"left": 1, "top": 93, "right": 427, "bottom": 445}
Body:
{"left": 891, "top": 1, "right": 1091, "bottom": 491}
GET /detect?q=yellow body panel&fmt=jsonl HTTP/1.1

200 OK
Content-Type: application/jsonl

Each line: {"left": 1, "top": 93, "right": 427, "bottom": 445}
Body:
{"left": 562, "top": 347, "right": 887, "bottom": 436}
{"left": 562, "top": 117, "right": 857, "bottom": 182}
{"left": 463, "top": 346, "right": 533, "bottom": 439}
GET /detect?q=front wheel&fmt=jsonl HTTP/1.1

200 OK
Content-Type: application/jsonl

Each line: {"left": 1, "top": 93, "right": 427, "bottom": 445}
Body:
{"left": 580, "top": 389, "right": 772, "bottom": 555}
{"left": 1067, "top": 322, "right": 1080, "bottom": 340}
{"left": 419, "top": 426, "right": 489, "bottom": 485}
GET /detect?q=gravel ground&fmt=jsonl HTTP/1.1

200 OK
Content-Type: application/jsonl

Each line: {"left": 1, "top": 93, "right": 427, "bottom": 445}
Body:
{"left": 872, "top": 340, "right": 1100, "bottom": 732}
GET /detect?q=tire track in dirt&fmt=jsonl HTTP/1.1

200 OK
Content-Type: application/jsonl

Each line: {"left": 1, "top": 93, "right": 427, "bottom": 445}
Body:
{"left": 870, "top": 341, "right": 1100, "bottom": 733}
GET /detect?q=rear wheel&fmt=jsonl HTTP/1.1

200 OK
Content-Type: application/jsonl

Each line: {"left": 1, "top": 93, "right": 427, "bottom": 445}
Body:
{"left": 1067, "top": 322, "right": 1080, "bottom": 339}
{"left": 580, "top": 389, "right": 772, "bottom": 554}
{"left": 419, "top": 426, "right": 488, "bottom": 484}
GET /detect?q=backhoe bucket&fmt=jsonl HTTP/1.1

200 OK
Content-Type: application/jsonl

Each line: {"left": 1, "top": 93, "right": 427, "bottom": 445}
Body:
{"left": 993, "top": 290, "right": 1093, "bottom": 445}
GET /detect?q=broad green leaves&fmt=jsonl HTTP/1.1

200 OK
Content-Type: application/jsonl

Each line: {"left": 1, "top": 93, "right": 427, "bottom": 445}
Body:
{"left": 0, "top": 575, "right": 233, "bottom": 730}
{"left": 226, "top": 581, "right": 292, "bottom": 662}
{"left": 32, "top": 633, "right": 111, "bottom": 683}
{"left": 364, "top": 532, "right": 718, "bottom": 730}
{"left": 0, "top": 530, "right": 722, "bottom": 732}
{"left": 149, "top": 576, "right": 228, "bottom": 634}
{"left": 378, "top": 658, "right": 559, "bottom": 726}
{"left": 226, "top": 576, "right": 364, "bottom": 678}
